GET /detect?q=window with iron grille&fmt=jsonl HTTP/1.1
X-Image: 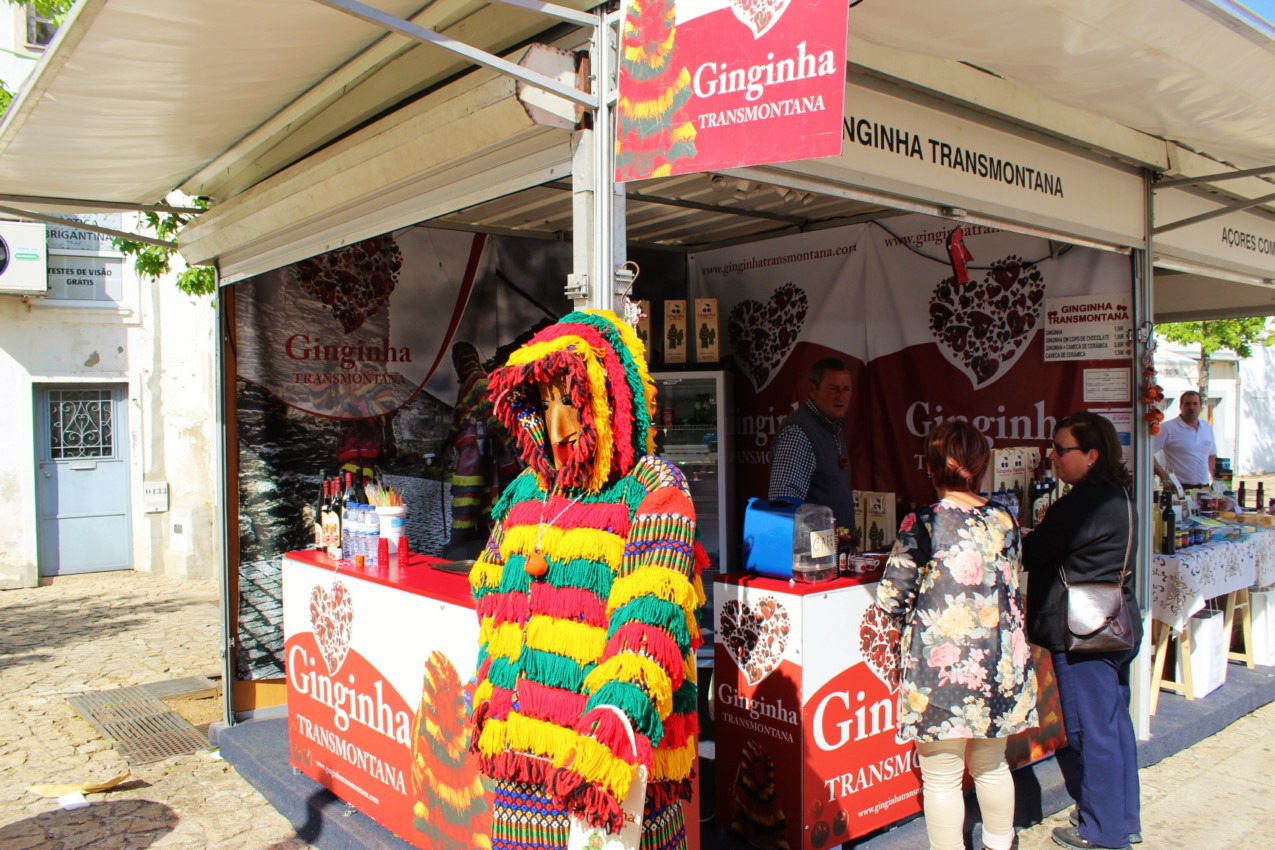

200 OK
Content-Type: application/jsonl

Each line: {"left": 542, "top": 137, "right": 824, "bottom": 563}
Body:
{"left": 48, "top": 389, "right": 114, "bottom": 460}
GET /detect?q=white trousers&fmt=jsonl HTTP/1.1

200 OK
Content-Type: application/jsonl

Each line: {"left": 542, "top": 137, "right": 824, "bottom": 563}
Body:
{"left": 915, "top": 737, "right": 1016, "bottom": 850}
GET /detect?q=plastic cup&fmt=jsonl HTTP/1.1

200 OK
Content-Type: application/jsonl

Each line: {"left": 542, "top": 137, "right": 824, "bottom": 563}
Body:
{"left": 376, "top": 506, "right": 407, "bottom": 553}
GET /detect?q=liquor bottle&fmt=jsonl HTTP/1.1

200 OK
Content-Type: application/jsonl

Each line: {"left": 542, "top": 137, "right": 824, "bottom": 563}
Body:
{"left": 323, "top": 480, "right": 342, "bottom": 559}
{"left": 1257, "top": 483, "right": 1266, "bottom": 513}
{"left": 1161, "top": 491, "right": 1176, "bottom": 555}
{"left": 1239, "top": 481, "right": 1248, "bottom": 510}
{"left": 313, "top": 472, "right": 327, "bottom": 548}
{"left": 1151, "top": 487, "right": 1163, "bottom": 551}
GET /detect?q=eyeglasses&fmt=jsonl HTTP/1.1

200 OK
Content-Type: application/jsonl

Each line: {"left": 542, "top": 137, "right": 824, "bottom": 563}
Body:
{"left": 1052, "top": 443, "right": 1084, "bottom": 455}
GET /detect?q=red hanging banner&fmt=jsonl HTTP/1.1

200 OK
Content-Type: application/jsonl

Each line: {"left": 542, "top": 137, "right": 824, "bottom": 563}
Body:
{"left": 616, "top": 0, "right": 849, "bottom": 182}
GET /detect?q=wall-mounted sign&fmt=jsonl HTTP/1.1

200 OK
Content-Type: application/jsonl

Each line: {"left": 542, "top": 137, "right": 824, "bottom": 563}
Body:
{"left": 46, "top": 213, "right": 123, "bottom": 254}
{"left": 1043, "top": 293, "right": 1132, "bottom": 361}
{"left": 46, "top": 255, "right": 125, "bottom": 303}
{"left": 615, "top": 0, "right": 848, "bottom": 181}
{"left": 143, "top": 482, "right": 170, "bottom": 513}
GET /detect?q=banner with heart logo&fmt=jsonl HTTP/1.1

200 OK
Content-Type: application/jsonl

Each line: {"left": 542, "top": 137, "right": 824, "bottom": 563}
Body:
{"left": 615, "top": 0, "right": 847, "bottom": 181}
{"left": 690, "top": 213, "right": 1134, "bottom": 509}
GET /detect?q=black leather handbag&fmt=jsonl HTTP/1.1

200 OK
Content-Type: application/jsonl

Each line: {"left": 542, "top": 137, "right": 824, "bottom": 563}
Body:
{"left": 1059, "top": 492, "right": 1135, "bottom": 654}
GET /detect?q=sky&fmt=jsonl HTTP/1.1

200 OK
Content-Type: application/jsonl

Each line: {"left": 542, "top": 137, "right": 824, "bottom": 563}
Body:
{"left": 1203, "top": 0, "right": 1275, "bottom": 33}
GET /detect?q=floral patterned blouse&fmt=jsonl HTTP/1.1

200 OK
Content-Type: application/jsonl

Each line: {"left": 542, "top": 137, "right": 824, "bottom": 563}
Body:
{"left": 875, "top": 500, "right": 1038, "bottom": 743}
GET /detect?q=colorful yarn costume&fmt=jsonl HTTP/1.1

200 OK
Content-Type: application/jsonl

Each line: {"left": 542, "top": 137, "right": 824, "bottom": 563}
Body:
{"left": 470, "top": 310, "right": 707, "bottom": 850}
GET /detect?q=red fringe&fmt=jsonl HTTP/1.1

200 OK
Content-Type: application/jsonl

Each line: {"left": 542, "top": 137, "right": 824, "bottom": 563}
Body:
{"left": 529, "top": 583, "right": 607, "bottom": 627}
{"left": 634, "top": 487, "right": 695, "bottom": 519}
{"left": 646, "top": 778, "right": 695, "bottom": 808}
{"left": 517, "top": 680, "right": 589, "bottom": 727}
{"left": 486, "top": 687, "right": 514, "bottom": 720}
{"left": 577, "top": 706, "right": 644, "bottom": 762}
{"left": 476, "top": 590, "right": 528, "bottom": 625}
{"left": 480, "top": 750, "right": 550, "bottom": 787}
{"left": 547, "top": 766, "right": 625, "bottom": 834}
{"left": 604, "top": 623, "right": 684, "bottom": 688}
{"left": 658, "top": 711, "right": 699, "bottom": 750}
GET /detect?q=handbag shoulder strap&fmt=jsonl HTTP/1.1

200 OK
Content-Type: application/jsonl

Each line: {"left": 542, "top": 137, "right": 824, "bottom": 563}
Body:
{"left": 1058, "top": 489, "right": 1133, "bottom": 588}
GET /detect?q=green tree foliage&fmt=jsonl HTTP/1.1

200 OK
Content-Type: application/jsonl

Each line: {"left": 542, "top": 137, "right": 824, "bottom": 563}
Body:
{"left": 1158, "top": 317, "right": 1274, "bottom": 397}
{"left": 3, "top": 0, "right": 215, "bottom": 297}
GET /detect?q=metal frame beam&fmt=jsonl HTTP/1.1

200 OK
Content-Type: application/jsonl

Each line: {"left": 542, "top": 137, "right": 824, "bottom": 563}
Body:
{"left": 1154, "top": 163, "right": 1275, "bottom": 189}
{"left": 1152, "top": 190, "right": 1275, "bottom": 235}
{"left": 0, "top": 194, "right": 204, "bottom": 215}
{"left": 0, "top": 204, "right": 175, "bottom": 249}
{"left": 310, "top": 0, "right": 597, "bottom": 109}
{"left": 545, "top": 180, "right": 812, "bottom": 225}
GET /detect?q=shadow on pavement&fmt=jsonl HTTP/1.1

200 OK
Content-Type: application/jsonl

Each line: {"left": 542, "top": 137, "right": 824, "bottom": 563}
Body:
{"left": 0, "top": 591, "right": 208, "bottom": 669}
{"left": 0, "top": 799, "right": 178, "bottom": 848}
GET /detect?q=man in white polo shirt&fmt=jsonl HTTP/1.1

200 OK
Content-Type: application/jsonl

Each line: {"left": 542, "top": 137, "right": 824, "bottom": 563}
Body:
{"left": 1153, "top": 390, "right": 1216, "bottom": 489}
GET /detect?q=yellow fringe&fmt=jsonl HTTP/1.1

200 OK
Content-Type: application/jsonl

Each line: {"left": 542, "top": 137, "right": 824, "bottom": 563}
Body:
{"left": 477, "top": 714, "right": 636, "bottom": 799}
{"left": 608, "top": 566, "right": 698, "bottom": 615}
{"left": 525, "top": 617, "right": 607, "bottom": 665}
{"left": 670, "top": 118, "right": 696, "bottom": 145}
{"left": 618, "top": 72, "right": 690, "bottom": 121}
{"left": 502, "top": 524, "right": 624, "bottom": 569}
{"left": 470, "top": 557, "right": 502, "bottom": 590}
{"left": 581, "top": 310, "right": 657, "bottom": 452}
{"left": 651, "top": 736, "right": 697, "bottom": 781}
{"left": 451, "top": 475, "right": 486, "bottom": 486}
{"left": 484, "top": 621, "right": 526, "bottom": 661}
{"left": 584, "top": 654, "right": 673, "bottom": 717}
{"left": 417, "top": 768, "right": 482, "bottom": 811}
{"left": 473, "top": 679, "right": 493, "bottom": 706}
{"left": 650, "top": 164, "right": 672, "bottom": 178}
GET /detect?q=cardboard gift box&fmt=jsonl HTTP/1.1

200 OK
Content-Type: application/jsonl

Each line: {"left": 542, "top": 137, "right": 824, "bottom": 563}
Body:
{"left": 664, "top": 300, "right": 687, "bottom": 364}
{"left": 863, "top": 491, "right": 897, "bottom": 552}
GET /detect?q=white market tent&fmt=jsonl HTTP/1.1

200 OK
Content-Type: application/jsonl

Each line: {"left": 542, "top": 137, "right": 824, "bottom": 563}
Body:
{"left": 0, "top": 0, "right": 1272, "bottom": 313}
{"left": 4, "top": 0, "right": 1275, "bottom": 734}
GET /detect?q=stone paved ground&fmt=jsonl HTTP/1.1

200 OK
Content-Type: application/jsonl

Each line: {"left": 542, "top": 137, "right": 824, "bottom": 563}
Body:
{"left": 0, "top": 573, "right": 306, "bottom": 850}
{"left": 2, "top": 571, "right": 1273, "bottom": 850}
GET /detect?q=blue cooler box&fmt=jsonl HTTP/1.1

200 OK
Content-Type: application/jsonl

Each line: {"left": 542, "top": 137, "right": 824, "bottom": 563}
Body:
{"left": 741, "top": 497, "right": 802, "bottom": 578}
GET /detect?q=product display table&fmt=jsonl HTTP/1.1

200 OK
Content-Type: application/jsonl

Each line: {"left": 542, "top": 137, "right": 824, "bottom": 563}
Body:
{"left": 1148, "top": 529, "right": 1275, "bottom": 712}
{"left": 1149, "top": 530, "right": 1275, "bottom": 634}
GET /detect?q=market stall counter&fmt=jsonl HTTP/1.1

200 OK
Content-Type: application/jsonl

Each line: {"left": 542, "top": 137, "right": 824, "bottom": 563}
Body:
{"left": 282, "top": 549, "right": 484, "bottom": 850}
{"left": 713, "top": 571, "right": 921, "bottom": 850}
{"left": 282, "top": 549, "right": 704, "bottom": 850}
{"left": 713, "top": 569, "right": 1067, "bottom": 850}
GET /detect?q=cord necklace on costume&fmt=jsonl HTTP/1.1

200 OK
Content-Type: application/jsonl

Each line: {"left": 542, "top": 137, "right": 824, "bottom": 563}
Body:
{"left": 524, "top": 485, "right": 584, "bottom": 578}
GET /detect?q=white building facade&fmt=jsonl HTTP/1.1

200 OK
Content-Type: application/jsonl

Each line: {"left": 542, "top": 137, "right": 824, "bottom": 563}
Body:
{"left": 0, "top": 6, "right": 218, "bottom": 588}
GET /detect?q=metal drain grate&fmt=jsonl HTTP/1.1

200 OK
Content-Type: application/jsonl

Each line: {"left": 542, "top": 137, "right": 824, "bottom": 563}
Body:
{"left": 66, "top": 685, "right": 211, "bottom": 765}
{"left": 139, "top": 675, "right": 220, "bottom": 701}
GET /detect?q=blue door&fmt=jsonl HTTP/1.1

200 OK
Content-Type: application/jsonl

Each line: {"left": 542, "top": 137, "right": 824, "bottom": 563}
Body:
{"left": 36, "top": 385, "right": 132, "bottom": 576}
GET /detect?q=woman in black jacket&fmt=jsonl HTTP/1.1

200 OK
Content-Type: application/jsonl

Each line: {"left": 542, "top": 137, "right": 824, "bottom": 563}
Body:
{"left": 1022, "top": 412, "right": 1141, "bottom": 850}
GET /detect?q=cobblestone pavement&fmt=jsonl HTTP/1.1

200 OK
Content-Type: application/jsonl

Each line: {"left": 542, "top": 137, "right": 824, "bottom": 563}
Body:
{"left": 3, "top": 571, "right": 1274, "bottom": 850}
{"left": 0, "top": 573, "right": 306, "bottom": 850}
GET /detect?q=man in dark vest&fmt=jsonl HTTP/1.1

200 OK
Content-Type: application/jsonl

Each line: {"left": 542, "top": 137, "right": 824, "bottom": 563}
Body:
{"left": 768, "top": 357, "right": 856, "bottom": 532}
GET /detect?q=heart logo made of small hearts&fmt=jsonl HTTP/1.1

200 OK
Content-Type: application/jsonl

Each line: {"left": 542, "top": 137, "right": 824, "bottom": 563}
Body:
{"left": 720, "top": 596, "right": 790, "bottom": 686}
{"left": 309, "top": 581, "right": 354, "bottom": 675}
{"left": 928, "top": 255, "right": 1045, "bottom": 389}
{"left": 727, "top": 283, "right": 808, "bottom": 392}
{"left": 858, "top": 604, "right": 902, "bottom": 692}
{"left": 728, "top": 0, "right": 793, "bottom": 39}
{"left": 285, "top": 235, "right": 403, "bottom": 334}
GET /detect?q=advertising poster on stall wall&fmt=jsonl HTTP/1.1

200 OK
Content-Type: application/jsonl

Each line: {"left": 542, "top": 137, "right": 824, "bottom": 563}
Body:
{"left": 688, "top": 215, "right": 1135, "bottom": 513}
{"left": 283, "top": 560, "right": 487, "bottom": 850}
{"left": 615, "top": 0, "right": 847, "bottom": 181}
{"left": 233, "top": 230, "right": 572, "bottom": 681}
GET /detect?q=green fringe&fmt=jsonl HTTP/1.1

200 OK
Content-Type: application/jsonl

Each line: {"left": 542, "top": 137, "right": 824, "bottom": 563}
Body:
{"left": 496, "top": 555, "right": 532, "bottom": 594}
{"left": 486, "top": 656, "right": 520, "bottom": 691}
{"left": 608, "top": 596, "right": 692, "bottom": 651}
{"left": 546, "top": 557, "right": 614, "bottom": 598}
{"left": 672, "top": 678, "right": 698, "bottom": 715}
{"left": 587, "top": 682, "right": 664, "bottom": 744}
{"left": 522, "top": 647, "right": 589, "bottom": 693}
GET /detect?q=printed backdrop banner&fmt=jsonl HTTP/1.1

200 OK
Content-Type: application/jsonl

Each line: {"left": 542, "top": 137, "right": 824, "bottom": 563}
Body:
{"left": 615, "top": 0, "right": 847, "bottom": 181}
{"left": 688, "top": 215, "right": 1134, "bottom": 516}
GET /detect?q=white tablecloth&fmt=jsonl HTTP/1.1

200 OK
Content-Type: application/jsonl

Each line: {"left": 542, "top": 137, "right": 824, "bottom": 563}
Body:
{"left": 1150, "top": 529, "right": 1275, "bottom": 633}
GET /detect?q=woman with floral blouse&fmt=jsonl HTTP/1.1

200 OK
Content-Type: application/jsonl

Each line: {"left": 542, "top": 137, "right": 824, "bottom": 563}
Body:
{"left": 876, "top": 420, "right": 1038, "bottom": 850}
